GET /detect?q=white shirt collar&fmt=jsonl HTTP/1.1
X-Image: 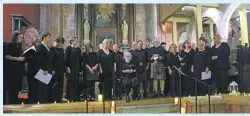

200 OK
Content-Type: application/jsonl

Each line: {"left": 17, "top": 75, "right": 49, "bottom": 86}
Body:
{"left": 42, "top": 41, "right": 50, "bottom": 51}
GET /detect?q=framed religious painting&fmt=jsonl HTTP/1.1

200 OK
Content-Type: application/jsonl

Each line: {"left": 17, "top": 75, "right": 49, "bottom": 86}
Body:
{"left": 94, "top": 4, "right": 117, "bottom": 28}
{"left": 94, "top": 28, "right": 117, "bottom": 51}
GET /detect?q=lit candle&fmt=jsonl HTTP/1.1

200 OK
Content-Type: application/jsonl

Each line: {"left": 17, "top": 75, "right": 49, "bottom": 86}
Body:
{"left": 112, "top": 101, "right": 115, "bottom": 107}
{"left": 244, "top": 92, "right": 246, "bottom": 96}
{"left": 85, "top": 100, "right": 87, "bottom": 102}
{"left": 37, "top": 102, "right": 40, "bottom": 104}
{"left": 248, "top": 93, "right": 250, "bottom": 96}
{"left": 174, "top": 98, "right": 179, "bottom": 105}
{"left": 21, "top": 102, "right": 24, "bottom": 106}
{"left": 98, "top": 94, "right": 103, "bottom": 102}
{"left": 181, "top": 107, "right": 186, "bottom": 114}
{"left": 206, "top": 94, "right": 208, "bottom": 96}
{"left": 188, "top": 95, "right": 191, "bottom": 97}
{"left": 54, "top": 101, "right": 57, "bottom": 104}
{"left": 219, "top": 93, "right": 221, "bottom": 96}
{"left": 67, "top": 100, "right": 70, "bottom": 103}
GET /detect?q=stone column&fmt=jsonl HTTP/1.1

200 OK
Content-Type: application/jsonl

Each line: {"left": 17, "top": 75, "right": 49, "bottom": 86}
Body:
{"left": 135, "top": 4, "right": 146, "bottom": 46}
{"left": 146, "top": 4, "right": 158, "bottom": 41}
{"left": 240, "top": 6, "right": 249, "bottom": 45}
{"left": 195, "top": 4, "right": 203, "bottom": 43}
{"left": 172, "top": 20, "right": 178, "bottom": 44}
{"left": 209, "top": 19, "right": 214, "bottom": 46}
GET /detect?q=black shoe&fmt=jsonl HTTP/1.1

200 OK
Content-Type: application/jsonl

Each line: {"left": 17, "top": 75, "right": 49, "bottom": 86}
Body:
{"left": 126, "top": 96, "right": 130, "bottom": 102}
{"left": 143, "top": 93, "right": 148, "bottom": 98}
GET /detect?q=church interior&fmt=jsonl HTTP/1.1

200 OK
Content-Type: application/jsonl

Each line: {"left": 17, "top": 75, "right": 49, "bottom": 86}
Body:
{"left": 3, "top": 4, "right": 250, "bottom": 113}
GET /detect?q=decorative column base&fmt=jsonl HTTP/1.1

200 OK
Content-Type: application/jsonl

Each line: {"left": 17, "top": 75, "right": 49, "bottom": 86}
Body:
{"left": 83, "top": 39, "right": 90, "bottom": 45}
{"left": 122, "top": 40, "right": 129, "bottom": 46}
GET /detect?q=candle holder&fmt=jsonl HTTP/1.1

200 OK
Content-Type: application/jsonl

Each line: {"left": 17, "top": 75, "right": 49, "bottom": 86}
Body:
{"left": 98, "top": 94, "right": 103, "bottom": 102}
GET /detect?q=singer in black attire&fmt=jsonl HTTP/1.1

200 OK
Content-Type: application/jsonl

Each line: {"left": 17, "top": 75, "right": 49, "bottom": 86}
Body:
{"left": 181, "top": 41, "right": 195, "bottom": 96}
{"left": 5, "top": 32, "right": 25, "bottom": 104}
{"left": 82, "top": 44, "right": 99, "bottom": 100}
{"left": 211, "top": 35, "right": 230, "bottom": 93}
{"left": 167, "top": 44, "right": 181, "bottom": 96}
{"left": 23, "top": 40, "right": 40, "bottom": 103}
{"left": 51, "top": 37, "right": 65, "bottom": 102}
{"left": 65, "top": 38, "right": 82, "bottom": 102}
{"left": 36, "top": 32, "right": 54, "bottom": 103}
{"left": 99, "top": 40, "right": 116, "bottom": 100}
{"left": 193, "top": 41, "right": 211, "bottom": 96}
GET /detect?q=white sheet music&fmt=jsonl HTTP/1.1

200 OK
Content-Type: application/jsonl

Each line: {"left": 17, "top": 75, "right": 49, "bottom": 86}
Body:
{"left": 201, "top": 71, "right": 211, "bottom": 80}
{"left": 34, "top": 69, "right": 52, "bottom": 85}
{"left": 22, "top": 46, "right": 36, "bottom": 55}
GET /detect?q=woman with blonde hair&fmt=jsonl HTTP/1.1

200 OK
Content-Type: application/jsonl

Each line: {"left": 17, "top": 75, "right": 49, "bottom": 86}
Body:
{"left": 167, "top": 44, "right": 181, "bottom": 96}
{"left": 98, "top": 39, "right": 116, "bottom": 100}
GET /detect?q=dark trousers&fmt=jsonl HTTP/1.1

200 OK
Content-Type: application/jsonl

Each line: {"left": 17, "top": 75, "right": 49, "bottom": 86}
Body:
{"left": 102, "top": 70, "right": 114, "bottom": 100}
{"left": 182, "top": 75, "right": 195, "bottom": 96}
{"left": 86, "top": 80, "right": 95, "bottom": 98}
{"left": 27, "top": 72, "right": 38, "bottom": 103}
{"left": 37, "top": 81, "right": 50, "bottom": 103}
{"left": 213, "top": 69, "right": 228, "bottom": 93}
{"left": 67, "top": 70, "right": 80, "bottom": 102}
{"left": 99, "top": 74, "right": 104, "bottom": 94}
{"left": 139, "top": 81, "right": 148, "bottom": 96}
{"left": 8, "top": 88, "right": 19, "bottom": 104}
{"left": 169, "top": 72, "right": 181, "bottom": 97}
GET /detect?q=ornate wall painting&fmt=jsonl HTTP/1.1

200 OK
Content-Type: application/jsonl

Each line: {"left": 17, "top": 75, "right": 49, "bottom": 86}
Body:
{"left": 94, "top": 4, "right": 117, "bottom": 28}
{"left": 96, "top": 32, "right": 115, "bottom": 48}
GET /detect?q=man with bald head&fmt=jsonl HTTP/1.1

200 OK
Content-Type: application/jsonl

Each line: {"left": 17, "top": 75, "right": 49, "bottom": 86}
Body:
{"left": 112, "top": 44, "right": 123, "bottom": 100}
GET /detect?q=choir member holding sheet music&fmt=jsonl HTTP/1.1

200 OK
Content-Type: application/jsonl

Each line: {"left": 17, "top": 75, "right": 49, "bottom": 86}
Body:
{"left": 192, "top": 40, "right": 211, "bottom": 96}
{"left": 167, "top": 44, "right": 181, "bottom": 96}
{"left": 65, "top": 37, "right": 82, "bottom": 102}
{"left": 35, "top": 32, "right": 54, "bottom": 103}
{"left": 181, "top": 41, "right": 195, "bottom": 96}
{"left": 22, "top": 39, "right": 40, "bottom": 103}
{"left": 4, "top": 31, "right": 25, "bottom": 104}
{"left": 148, "top": 39, "right": 166, "bottom": 97}
{"left": 51, "top": 37, "right": 65, "bottom": 102}
{"left": 211, "top": 34, "right": 230, "bottom": 94}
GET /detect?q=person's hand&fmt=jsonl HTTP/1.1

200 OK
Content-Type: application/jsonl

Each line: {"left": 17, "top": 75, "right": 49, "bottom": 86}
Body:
{"left": 52, "top": 71, "right": 55, "bottom": 75}
{"left": 16, "top": 57, "right": 25, "bottom": 62}
{"left": 154, "top": 60, "right": 157, "bottom": 63}
{"left": 43, "top": 71, "right": 48, "bottom": 75}
{"left": 89, "top": 67, "right": 93, "bottom": 72}
{"left": 212, "top": 56, "right": 218, "bottom": 60}
{"left": 191, "top": 67, "right": 194, "bottom": 73}
{"left": 100, "top": 68, "right": 103, "bottom": 74}
{"left": 205, "top": 68, "right": 209, "bottom": 73}
{"left": 92, "top": 66, "right": 97, "bottom": 70}
{"left": 169, "top": 68, "right": 172, "bottom": 75}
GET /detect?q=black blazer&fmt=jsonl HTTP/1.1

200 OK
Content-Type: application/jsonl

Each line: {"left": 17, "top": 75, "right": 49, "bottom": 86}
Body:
{"left": 36, "top": 44, "right": 53, "bottom": 73}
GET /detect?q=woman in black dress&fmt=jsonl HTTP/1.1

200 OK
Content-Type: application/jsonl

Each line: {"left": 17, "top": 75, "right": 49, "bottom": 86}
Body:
{"left": 192, "top": 40, "right": 211, "bottom": 96}
{"left": 99, "top": 39, "right": 116, "bottom": 100}
{"left": 167, "top": 44, "right": 181, "bottom": 96}
{"left": 23, "top": 39, "right": 40, "bottom": 104}
{"left": 211, "top": 34, "right": 230, "bottom": 93}
{"left": 51, "top": 37, "right": 65, "bottom": 102}
{"left": 65, "top": 38, "right": 82, "bottom": 102}
{"left": 121, "top": 52, "right": 137, "bottom": 102}
{"left": 181, "top": 41, "right": 195, "bottom": 96}
{"left": 83, "top": 44, "right": 99, "bottom": 100}
{"left": 5, "top": 31, "right": 25, "bottom": 104}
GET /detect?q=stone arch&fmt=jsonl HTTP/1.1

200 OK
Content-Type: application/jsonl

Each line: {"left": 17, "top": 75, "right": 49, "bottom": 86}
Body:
{"left": 202, "top": 4, "right": 241, "bottom": 41}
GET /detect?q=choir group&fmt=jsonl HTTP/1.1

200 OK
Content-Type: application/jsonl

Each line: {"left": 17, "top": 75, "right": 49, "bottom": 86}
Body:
{"left": 3, "top": 31, "right": 230, "bottom": 104}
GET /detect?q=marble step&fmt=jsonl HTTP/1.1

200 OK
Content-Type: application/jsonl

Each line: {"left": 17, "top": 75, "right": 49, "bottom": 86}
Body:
{"left": 116, "top": 103, "right": 179, "bottom": 113}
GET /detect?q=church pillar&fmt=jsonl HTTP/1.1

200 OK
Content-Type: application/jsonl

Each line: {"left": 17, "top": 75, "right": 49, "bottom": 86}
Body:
{"left": 135, "top": 4, "right": 146, "bottom": 44}
{"left": 172, "top": 20, "right": 178, "bottom": 44}
{"left": 209, "top": 20, "right": 214, "bottom": 46}
{"left": 239, "top": 6, "right": 249, "bottom": 45}
{"left": 146, "top": 4, "right": 158, "bottom": 41}
{"left": 195, "top": 4, "right": 203, "bottom": 43}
